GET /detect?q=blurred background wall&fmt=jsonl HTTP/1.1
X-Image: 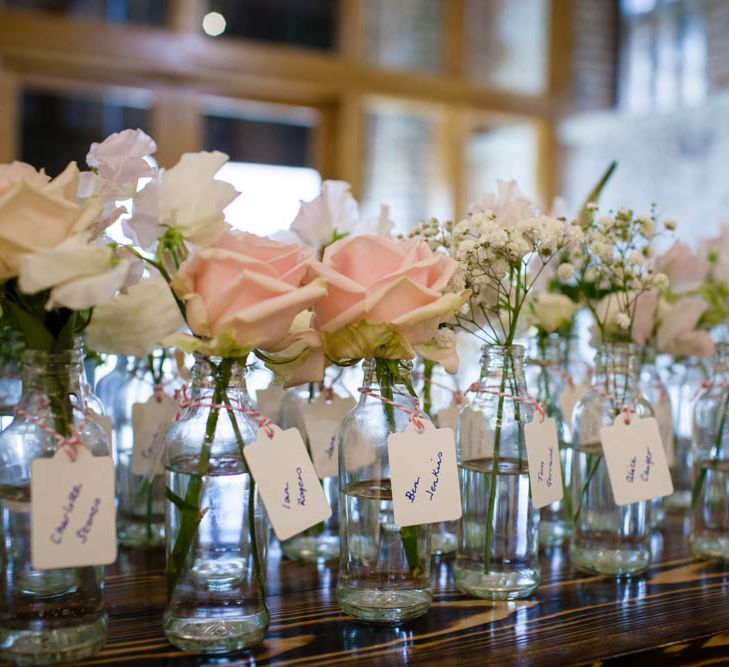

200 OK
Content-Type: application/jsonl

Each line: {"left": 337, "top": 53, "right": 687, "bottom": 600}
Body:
{"left": 0, "top": 0, "right": 723, "bottom": 240}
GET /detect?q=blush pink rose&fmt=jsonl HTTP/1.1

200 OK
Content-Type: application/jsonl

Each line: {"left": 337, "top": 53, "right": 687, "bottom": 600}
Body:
{"left": 305, "top": 235, "right": 463, "bottom": 359}
{"left": 171, "top": 231, "right": 327, "bottom": 352}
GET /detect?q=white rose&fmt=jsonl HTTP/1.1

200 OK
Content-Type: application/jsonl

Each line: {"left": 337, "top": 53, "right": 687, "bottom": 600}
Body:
{"left": 526, "top": 293, "right": 577, "bottom": 333}
{"left": 86, "top": 276, "right": 184, "bottom": 356}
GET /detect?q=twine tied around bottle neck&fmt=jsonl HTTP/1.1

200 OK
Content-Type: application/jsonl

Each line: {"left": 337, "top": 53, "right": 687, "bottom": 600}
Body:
{"left": 174, "top": 384, "right": 275, "bottom": 438}
{"left": 467, "top": 383, "right": 546, "bottom": 423}
{"left": 14, "top": 406, "right": 90, "bottom": 461}
{"left": 358, "top": 387, "right": 426, "bottom": 431}
{"left": 591, "top": 387, "right": 642, "bottom": 425}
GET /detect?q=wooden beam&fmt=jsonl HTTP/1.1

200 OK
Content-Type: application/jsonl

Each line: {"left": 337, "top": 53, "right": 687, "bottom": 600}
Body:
{"left": 335, "top": 92, "right": 363, "bottom": 197}
{"left": 169, "top": 0, "right": 203, "bottom": 34}
{"left": 0, "top": 65, "right": 19, "bottom": 162}
{"left": 548, "top": 0, "right": 574, "bottom": 111}
{"left": 151, "top": 88, "right": 203, "bottom": 167}
{"left": 443, "top": 0, "right": 466, "bottom": 77}
{"left": 0, "top": 9, "right": 555, "bottom": 119}
{"left": 337, "top": 0, "right": 363, "bottom": 61}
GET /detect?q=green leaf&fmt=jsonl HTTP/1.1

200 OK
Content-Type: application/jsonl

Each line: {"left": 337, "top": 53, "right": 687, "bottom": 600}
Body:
{"left": 3, "top": 300, "right": 53, "bottom": 350}
{"left": 399, "top": 525, "right": 422, "bottom": 576}
{"left": 577, "top": 161, "right": 617, "bottom": 227}
{"left": 165, "top": 486, "right": 203, "bottom": 512}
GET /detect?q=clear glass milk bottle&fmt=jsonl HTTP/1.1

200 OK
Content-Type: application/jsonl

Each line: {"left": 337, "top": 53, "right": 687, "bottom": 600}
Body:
{"left": 337, "top": 359, "right": 432, "bottom": 624}
{"left": 455, "top": 345, "right": 540, "bottom": 599}
{"left": 0, "top": 349, "right": 109, "bottom": 665}
{"left": 570, "top": 343, "right": 653, "bottom": 576}
{"left": 163, "top": 355, "right": 269, "bottom": 653}
{"left": 690, "top": 343, "right": 729, "bottom": 559}
{"left": 526, "top": 335, "right": 572, "bottom": 547}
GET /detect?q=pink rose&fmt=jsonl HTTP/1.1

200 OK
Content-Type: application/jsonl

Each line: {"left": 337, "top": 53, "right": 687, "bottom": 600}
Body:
{"left": 305, "top": 235, "right": 463, "bottom": 360}
{"left": 654, "top": 240, "right": 708, "bottom": 293}
{"left": 171, "top": 231, "right": 327, "bottom": 353}
{"left": 656, "top": 296, "right": 715, "bottom": 358}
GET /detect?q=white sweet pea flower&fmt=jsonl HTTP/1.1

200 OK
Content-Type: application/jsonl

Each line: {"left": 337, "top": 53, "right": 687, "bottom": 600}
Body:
{"left": 126, "top": 151, "right": 238, "bottom": 249}
{"left": 291, "top": 180, "right": 359, "bottom": 248}
{"left": 86, "top": 276, "right": 185, "bottom": 357}
{"left": 17, "top": 235, "right": 132, "bottom": 310}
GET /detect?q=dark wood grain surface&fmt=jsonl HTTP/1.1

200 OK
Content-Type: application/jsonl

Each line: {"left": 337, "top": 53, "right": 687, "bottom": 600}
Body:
{"left": 9, "top": 513, "right": 729, "bottom": 666}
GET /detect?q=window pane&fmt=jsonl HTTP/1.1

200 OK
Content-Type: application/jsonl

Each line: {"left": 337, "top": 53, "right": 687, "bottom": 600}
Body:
{"left": 203, "top": 108, "right": 320, "bottom": 235}
{"left": 465, "top": 0, "right": 549, "bottom": 95}
{"left": 21, "top": 89, "right": 150, "bottom": 176}
{"left": 204, "top": 0, "right": 337, "bottom": 50}
{"left": 466, "top": 122, "right": 539, "bottom": 207}
{"left": 361, "top": 107, "right": 437, "bottom": 232}
{"left": 362, "top": 0, "right": 443, "bottom": 72}
{"left": 5, "top": 0, "right": 168, "bottom": 25}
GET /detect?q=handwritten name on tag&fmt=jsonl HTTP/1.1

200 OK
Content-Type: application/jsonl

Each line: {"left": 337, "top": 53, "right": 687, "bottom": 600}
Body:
{"left": 243, "top": 426, "right": 331, "bottom": 541}
{"left": 131, "top": 394, "right": 178, "bottom": 478}
{"left": 31, "top": 446, "right": 117, "bottom": 569}
{"left": 458, "top": 408, "right": 493, "bottom": 463}
{"left": 256, "top": 385, "right": 286, "bottom": 424}
{"left": 388, "top": 422, "right": 462, "bottom": 527}
{"left": 436, "top": 396, "right": 461, "bottom": 432}
{"left": 600, "top": 416, "right": 674, "bottom": 506}
{"left": 653, "top": 397, "right": 675, "bottom": 467}
{"left": 524, "top": 417, "right": 564, "bottom": 509}
{"left": 302, "top": 394, "right": 355, "bottom": 479}
{"left": 559, "top": 383, "right": 589, "bottom": 435}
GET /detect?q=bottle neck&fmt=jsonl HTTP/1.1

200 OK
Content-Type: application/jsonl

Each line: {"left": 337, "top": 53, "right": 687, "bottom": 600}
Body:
{"left": 594, "top": 343, "right": 641, "bottom": 401}
{"left": 528, "top": 335, "right": 567, "bottom": 366}
{"left": 190, "top": 355, "right": 249, "bottom": 404}
{"left": 479, "top": 344, "right": 526, "bottom": 385}
{"left": 714, "top": 342, "right": 729, "bottom": 376}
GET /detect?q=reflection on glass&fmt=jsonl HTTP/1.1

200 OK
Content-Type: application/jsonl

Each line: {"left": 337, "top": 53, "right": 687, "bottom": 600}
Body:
{"left": 466, "top": 0, "right": 548, "bottom": 95}
{"left": 205, "top": 0, "right": 337, "bottom": 50}
{"left": 21, "top": 89, "right": 150, "bottom": 176}
{"left": 466, "top": 123, "right": 538, "bottom": 205}
{"left": 361, "top": 108, "right": 437, "bottom": 232}
{"left": 363, "top": 0, "right": 443, "bottom": 72}
{"left": 5, "top": 0, "right": 167, "bottom": 25}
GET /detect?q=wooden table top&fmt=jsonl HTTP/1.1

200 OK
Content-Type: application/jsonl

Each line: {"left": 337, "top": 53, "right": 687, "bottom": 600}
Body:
{"left": 14, "top": 513, "right": 729, "bottom": 666}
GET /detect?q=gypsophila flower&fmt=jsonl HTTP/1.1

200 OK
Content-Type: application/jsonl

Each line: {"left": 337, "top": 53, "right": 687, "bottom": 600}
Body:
{"left": 557, "top": 263, "right": 574, "bottom": 281}
{"left": 654, "top": 272, "right": 670, "bottom": 289}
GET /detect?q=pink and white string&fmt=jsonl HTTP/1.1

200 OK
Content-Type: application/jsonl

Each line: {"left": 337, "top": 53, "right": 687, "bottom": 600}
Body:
{"left": 466, "top": 383, "right": 546, "bottom": 422}
{"left": 358, "top": 387, "right": 426, "bottom": 431}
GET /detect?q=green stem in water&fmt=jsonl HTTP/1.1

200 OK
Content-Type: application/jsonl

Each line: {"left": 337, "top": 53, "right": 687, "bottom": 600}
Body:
{"left": 692, "top": 388, "right": 729, "bottom": 508}
{"left": 422, "top": 359, "right": 434, "bottom": 417}
{"left": 165, "top": 357, "right": 232, "bottom": 599}
{"left": 374, "top": 357, "right": 421, "bottom": 576}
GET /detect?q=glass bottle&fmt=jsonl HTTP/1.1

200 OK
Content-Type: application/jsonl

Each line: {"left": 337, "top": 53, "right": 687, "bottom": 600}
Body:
{"left": 639, "top": 346, "right": 672, "bottom": 528}
{"left": 664, "top": 357, "right": 708, "bottom": 512}
{"left": 337, "top": 359, "right": 432, "bottom": 623}
{"left": 570, "top": 343, "right": 653, "bottom": 576}
{"left": 163, "top": 354, "right": 269, "bottom": 653}
{"left": 0, "top": 349, "right": 109, "bottom": 665}
{"left": 280, "top": 372, "right": 351, "bottom": 563}
{"left": 96, "top": 351, "right": 178, "bottom": 550}
{"left": 0, "top": 324, "right": 23, "bottom": 430}
{"left": 526, "top": 335, "right": 572, "bottom": 547}
{"left": 690, "top": 343, "right": 729, "bottom": 559}
{"left": 454, "top": 345, "right": 540, "bottom": 599}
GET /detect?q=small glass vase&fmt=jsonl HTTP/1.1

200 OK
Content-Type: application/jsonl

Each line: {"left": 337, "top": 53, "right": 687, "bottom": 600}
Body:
{"left": 280, "top": 373, "right": 350, "bottom": 563}
{"left": 638, "top": 346, "right": 672, "bottom": 529}
{"left": 664, "top": 357, "right": 708, "bottom": 512}
{"left": 690, "top": 343, "right": 729, "bottom": 559}
{"left": 0, "top": 349, "right": 109, "bottom": 665}
{"left": 526, "top": 335, "right": 572, "bottom": 547}
{"left": 163, "top": 354, "right": 269, "bottom": 654}
{"left": 96, "top": 351, "right": 178, "bottom": 550}
{"left": 570, "top": 343, "right": 653, "bottom": 576}
{"left": 454, "top": 345, "right": 540, "bottom": 599}
{"left": 337, "top": 358, "right": 432, "bottom": 624}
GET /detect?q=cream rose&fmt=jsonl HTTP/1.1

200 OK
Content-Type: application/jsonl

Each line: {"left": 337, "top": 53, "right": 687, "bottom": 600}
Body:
{"left": 305, "top": 235, "right": 465, "bottom": 361}
{"left": 0, "top": 162, "right": 101, "bottom": 281}
{"left": 168, "top": 231, "right": 327, "bottom": 355}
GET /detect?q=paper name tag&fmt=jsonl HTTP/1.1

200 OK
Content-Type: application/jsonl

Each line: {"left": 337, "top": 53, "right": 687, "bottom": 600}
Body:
{"left": 458, "top": 408, "right": 493, "bottom": 462}
{"left": 388, "top": 422, "right": 462, "bottom": 527}
{"left": 88, "top": 411, "right": 112, "bottom": 449}
{"left": 302, "top": 394, "right": 355, "bottom": 479}
{"left": 600, "top": 416, "right": 674, "bottom": 506}
{"left": 654, "top": 397, "right": 675, "bottom": 467}
{"left": 436, "top": 396, "right": 461, "bottom": 432}
{"left": 256, "top": 384, "right": 286, "bottom": 423}
{"left": 131, "top": 393, "right": 178, "bottom": 478}
{"left": 559, "top": 383, "right": 589, "bottom": 435}
{"left": 31, "top": 446, "right": 117, "bottom": 569}
{"left": 524, "top": 417, "right": 564, "bottom": 509}
{"left": 243, "top": 426, "right": 331, "bottom": 541}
